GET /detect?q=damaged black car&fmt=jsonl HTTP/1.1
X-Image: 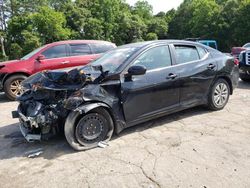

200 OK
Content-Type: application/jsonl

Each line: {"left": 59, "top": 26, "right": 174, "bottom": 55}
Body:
{"left": 12, "top": 40, "right": 239, "bottom": 151}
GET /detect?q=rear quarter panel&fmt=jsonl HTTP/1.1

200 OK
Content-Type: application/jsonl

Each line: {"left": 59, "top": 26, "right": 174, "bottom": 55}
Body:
{"left": 214, "top": 53, "right": 239, "bottom": 91}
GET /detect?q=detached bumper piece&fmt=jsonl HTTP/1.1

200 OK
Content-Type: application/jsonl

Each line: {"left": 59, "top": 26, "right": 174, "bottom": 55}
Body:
{"left": 12, "top": 109, "right": 42, "bottom": 142}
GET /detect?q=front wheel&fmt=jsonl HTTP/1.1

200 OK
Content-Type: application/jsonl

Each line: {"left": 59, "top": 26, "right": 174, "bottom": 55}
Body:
{"left": 207, "top": 79, "right": 230, "bottom": 111}
{"left": 64, "top": 108, "right": 114, "bottom": 151}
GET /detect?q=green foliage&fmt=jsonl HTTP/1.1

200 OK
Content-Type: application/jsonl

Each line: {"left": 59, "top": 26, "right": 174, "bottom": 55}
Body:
{"left": 9, "top": 43, "right": 23, "bottom": 59}
{"left": 145, "top": 33, "right": 158, "bottom": 41}
{"left": 32, "top": 6, "right": 71, "bottom": 43}
{"left": 21, "top": 30, "right": 41, "bottom": 55}
{"left": 168, "top": 0, "right": 250, "bottom": 51}
{"left": 84, "top": 18, "right": 104, "bottom": 40}
{"left": 1, "top": 0, "right": 250, "bottom": 59}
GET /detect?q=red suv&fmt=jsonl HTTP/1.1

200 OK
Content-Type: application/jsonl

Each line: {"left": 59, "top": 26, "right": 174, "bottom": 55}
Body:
{"left": 0, "top": 40, "right": 116, "bottom": 100}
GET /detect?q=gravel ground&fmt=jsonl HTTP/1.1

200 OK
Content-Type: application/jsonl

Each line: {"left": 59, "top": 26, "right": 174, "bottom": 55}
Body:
{"left": 0, "top": 81, "right": 250, "bottom": 188}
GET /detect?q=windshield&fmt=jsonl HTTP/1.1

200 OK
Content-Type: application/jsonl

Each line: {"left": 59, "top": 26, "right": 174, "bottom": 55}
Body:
{"left": 243, "top": 43, "right": 250, "bottom": 48}
{"left": 91, "top": 47, "right": 138, "bottom": 73}
{"left": 21, "top": 46, "right": 46, "bottom": 60}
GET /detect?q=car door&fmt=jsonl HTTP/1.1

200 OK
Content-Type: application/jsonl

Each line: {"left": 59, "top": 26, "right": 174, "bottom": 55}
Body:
{"left": 121, "top": 45, "right": 180, "bottom": 124}
{"left": 68, "top": 43, "right": 100, "bottom": 67}
{"left": 34, "top": 44, "right": 71, "bottom": 72}
{"left": 171, "top": 44, "right": 217, "bottom": 107}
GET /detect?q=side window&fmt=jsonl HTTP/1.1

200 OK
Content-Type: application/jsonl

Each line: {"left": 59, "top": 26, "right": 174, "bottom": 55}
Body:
{"left": 133, "top": 46, "right": 172, "bottom": 70}
{"left": 209, "top": 42, "right": 217, "bottom": 49}
{"left": 174, "top": 45, "right": 200, "bottom": 64}
{"left": 91, "top": 44, "right": 114, "bottom": 54}
{"left": 42, "top": 45, "right": 67, "bottom": 59}
{"left": 197, "top": 46, "right": 208, "bottom": 59}
{"left": 70, "top": 44, "right": 91, "bottom": 56}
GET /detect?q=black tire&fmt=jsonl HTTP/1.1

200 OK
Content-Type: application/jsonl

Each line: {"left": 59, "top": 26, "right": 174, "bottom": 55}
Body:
{"left": 207, "top": 79, "right": 230, "bottom": 111}
{"left": 4, "top": 74, "right": 27, "bottom": 100}
{"left": 239, "top": 73, "right": 250, "bottom": 82}
{"left": 64, "top": 107, "right": 114, "bottom": 151}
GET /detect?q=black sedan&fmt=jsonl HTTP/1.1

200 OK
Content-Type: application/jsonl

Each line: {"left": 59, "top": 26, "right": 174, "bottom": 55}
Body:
{"left": 13, "top": 40, "right": 239, "bottom": 150}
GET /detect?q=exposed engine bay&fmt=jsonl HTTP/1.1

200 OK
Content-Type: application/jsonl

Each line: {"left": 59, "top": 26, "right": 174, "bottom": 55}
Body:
{"left": 16, "top": 89, "right": 69, "bottom": 141}
{"left": 13, "top": 67, "right": 116, "bottom": 142}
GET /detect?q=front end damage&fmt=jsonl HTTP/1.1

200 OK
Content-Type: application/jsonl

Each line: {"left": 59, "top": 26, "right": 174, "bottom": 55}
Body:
{"left": 12, "top": 67, "right": 124, "bottom": 145}
{"left": 12, "top": 68, "right": 88, "bottom": 142}
{"left": 14, "top": 91, "right": 68, "bottom": 141}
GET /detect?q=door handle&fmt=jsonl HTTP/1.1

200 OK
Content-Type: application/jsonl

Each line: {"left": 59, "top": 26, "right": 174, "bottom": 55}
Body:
{"left": 207, "top": 64, "right": 216, "bottom": 69}
{"left": 166, "top": 73, "right": 178, "bottom": 80}
{"left": 61, "top": 61, "right": 70, "bottom": 64}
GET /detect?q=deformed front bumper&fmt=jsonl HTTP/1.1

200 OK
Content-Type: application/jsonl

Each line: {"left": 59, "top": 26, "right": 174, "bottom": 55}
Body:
{"left": 12, "top": 106, "right": 41, "bottom": 142}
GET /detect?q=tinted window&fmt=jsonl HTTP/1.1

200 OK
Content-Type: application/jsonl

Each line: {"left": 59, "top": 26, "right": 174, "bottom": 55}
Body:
{"left": 133, "top": 46, "right": 172, "bottom": 70}
{"left": 70, "top": 44, "right": 91, "bottom": 56}
{"left": 197, "top": 46, "right": 207, "bottom": 59}
{"left": 42, "top": 45, "right": 67, "bottom": 59}
{"left": 209, "top": 42, "right": 217, "bottom": 49}
{"left": 175, "top": 45, "right": 200, "bottom": 64}
{"left": 91, "top": 43, "right": 115, "bottom": 54}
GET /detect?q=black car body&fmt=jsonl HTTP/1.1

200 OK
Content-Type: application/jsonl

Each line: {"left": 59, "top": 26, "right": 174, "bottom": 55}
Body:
{"left": 12, "top": 40, "right": 239, "bottom": 150}
{"left": 239, "top": 49, "right": 250, "bottom": 81}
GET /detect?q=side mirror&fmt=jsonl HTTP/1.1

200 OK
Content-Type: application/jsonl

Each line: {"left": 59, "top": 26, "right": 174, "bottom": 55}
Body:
{"left": 36, "top": 55, "right": 45, "bottom": 62}
{"left": 127, "top": 65, "right": 147, "bottom": 76}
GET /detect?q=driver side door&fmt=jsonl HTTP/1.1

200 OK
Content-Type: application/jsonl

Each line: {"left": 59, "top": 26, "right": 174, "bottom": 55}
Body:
{"left": 34, "top": 44, "right": 71, "bottom": 73}
{"left": 121, "top": 45, "right": 180, "bottom": 126}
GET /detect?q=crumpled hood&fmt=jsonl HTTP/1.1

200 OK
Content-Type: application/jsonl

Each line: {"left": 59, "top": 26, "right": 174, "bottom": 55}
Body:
{"left": 22, "top": 68, "right": 87, "bottom": 91}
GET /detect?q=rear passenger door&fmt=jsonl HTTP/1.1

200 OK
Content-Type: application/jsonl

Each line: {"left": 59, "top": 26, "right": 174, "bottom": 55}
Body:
{"left": 68, "top": 43, "right": 99, "bottom": 67}
{"left": 171, "top": 44, "right": 217, "bottom": 107}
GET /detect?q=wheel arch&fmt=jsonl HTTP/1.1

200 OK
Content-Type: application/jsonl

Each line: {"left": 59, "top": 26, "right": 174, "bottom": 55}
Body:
{"left": 72, "top": 102, "right": 117, "bottom": 132}
{"left": 3, "top": 72, "right": 30, "bottom": 85}
{"left": 64, "top": 102, "right": 115, "bottom": 151}
{"left": 215, "top": 76, "right": 233, "bottom": 95}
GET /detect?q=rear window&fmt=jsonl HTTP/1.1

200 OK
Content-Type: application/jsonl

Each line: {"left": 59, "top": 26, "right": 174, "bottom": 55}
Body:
{"left": 208, "top": 42, "right": 217, "bottom": 49}
{"left": 91, "top": 43, "right": 115, "bottom": 54}
{"left": 197, "top": 46, "right": 208, "bottom": 59}
{"left": 174, "top": 45, "right": 200, "bottom": 64}
{"left": 69, "top": 44, "right": 91, "bottom": 56}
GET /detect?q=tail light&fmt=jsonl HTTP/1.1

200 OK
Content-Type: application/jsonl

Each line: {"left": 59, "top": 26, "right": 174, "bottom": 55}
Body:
{"left": 234, "top": 58, "right": 239, "bottom": 66}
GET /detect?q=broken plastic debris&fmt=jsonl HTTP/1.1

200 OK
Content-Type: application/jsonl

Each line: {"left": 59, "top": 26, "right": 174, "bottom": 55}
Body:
{"left": 25, "top": 148, "right": 43, "bottom": 158}
{"left": 98, "top": 141, "right": 109, "bottom": 148}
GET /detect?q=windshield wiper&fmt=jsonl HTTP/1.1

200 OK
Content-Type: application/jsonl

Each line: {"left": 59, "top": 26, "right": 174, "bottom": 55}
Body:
{"left": 92, "top": 65, "right": 110, "bottom": 83}
{"left": 92, "top": 65, "right": 109, "bottom": 75}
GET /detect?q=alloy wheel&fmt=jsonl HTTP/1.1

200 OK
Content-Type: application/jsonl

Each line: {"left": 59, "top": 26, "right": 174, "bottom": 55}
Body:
{"left": 213, "top": 83, "right": 229, "bottom": 107}
{"left": 10, "top": 79, "right": 24, "bottom": 97}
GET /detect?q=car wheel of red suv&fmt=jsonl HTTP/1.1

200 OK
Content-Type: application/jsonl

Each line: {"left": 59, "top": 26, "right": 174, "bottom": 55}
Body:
{"left": 4, "top": 74, "right": 27, "bottom": 100}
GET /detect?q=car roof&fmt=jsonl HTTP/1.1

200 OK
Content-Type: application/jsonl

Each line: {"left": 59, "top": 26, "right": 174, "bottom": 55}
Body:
{"left": 47, "top": 40, "right": 115, "bottom": 46}
{"left": 198, "top": 40, "right": 217, "bottom": 43}
{"left": 243, "top": 43, "right": 250, "bottom": 47}
{"left": 118, "top": 40, "right": 206, "bottom": 49}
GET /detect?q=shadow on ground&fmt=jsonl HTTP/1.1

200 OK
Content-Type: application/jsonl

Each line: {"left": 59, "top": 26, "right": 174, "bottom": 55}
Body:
{"left": 0, "top": 106, "right": 211, "bottom": 161}
{"left": 0, "top": 93, "right": 11, "bottom": 103}
{"left": 237, "top": 80, "right": 250, "bottom": 90}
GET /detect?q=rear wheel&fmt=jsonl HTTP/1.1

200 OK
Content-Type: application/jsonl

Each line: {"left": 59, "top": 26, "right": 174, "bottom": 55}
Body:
{"left": 64, "top": 108, "right": 114, "bottom": 151}
{"left": 207, "top": 79, "right": 230, "bottom": 111}
{"left": 4, "top": 74, "right": 27, "bottom": 100}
